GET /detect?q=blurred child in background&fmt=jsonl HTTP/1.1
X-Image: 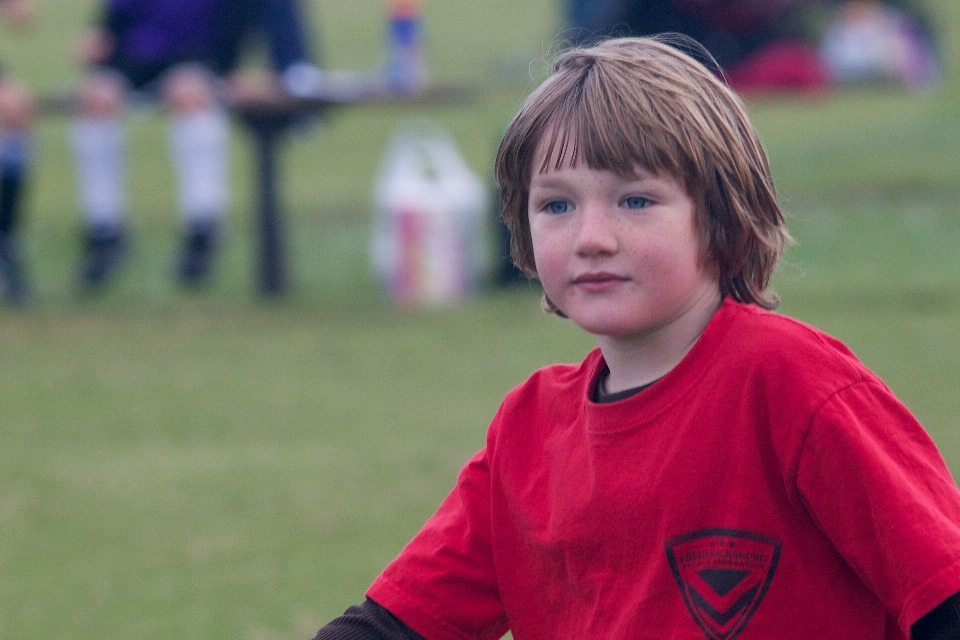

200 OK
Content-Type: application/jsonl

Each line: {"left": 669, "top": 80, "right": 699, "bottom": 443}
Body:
{"left": 71, "top": 0, "right": 231, "bottom": 289}
{"left": 0, "top": 0, "right": 34, "bottom": 305}
{"left": 71, "top": 0, "right": 321, "bottom": 291}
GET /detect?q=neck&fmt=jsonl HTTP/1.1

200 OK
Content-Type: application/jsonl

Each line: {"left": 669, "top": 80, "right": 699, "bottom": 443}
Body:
{"left": 598, "top": 290, "right": 722, "bottom": 394}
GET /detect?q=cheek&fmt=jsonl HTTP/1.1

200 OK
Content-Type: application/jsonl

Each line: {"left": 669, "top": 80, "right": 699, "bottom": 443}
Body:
{"left": 530, "top": 234, "right": 549, "bottom": 280}
{"left": 523, "top": 215, "right": 541, "bottom": 274}
{"left": 529, "top": 225, "right": 562, "bottom": 285}
{"left": 528, "top": 216, "right": 546, "bottom": 268}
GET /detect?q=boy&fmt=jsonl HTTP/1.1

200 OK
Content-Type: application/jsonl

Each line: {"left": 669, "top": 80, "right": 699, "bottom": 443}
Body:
{"left": 311, "top": 37, "right": 960, "bottom": 639}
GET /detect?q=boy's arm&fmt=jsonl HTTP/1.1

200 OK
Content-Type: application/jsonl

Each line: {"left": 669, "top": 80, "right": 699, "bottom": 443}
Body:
{"left": 912, "top": 591, "right": 960, "bottom": 640}
{"left": 312, "top": 598, "right": 425, "bottom": 640}
{"left": 796, "top": 381, "right": 960, "bottom": 635}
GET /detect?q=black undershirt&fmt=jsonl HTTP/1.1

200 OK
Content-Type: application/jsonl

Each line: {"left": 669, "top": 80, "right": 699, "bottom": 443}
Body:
{"left": 593, "top": 365, "right": 657, "bottom": 403}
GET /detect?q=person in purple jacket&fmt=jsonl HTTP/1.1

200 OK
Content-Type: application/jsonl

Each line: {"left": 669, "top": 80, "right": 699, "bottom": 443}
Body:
{"left": 71, "top": 0, "right": 321, "bottom": 290}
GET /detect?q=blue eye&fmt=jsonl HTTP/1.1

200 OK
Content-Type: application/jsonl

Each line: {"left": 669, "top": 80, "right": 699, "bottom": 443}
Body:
{"left": 624, "top": 196, "right": 651, "bottom": 209}
{"left": 545, "top": 200, "right": 571, "bottom": 214}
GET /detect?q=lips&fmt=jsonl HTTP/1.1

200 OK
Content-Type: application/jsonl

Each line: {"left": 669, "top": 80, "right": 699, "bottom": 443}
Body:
{"left": 572, "top": 272, "right": 628, "bottom": 292}
{"left": 574, "top": 271, "right": 625, "bottom": 283}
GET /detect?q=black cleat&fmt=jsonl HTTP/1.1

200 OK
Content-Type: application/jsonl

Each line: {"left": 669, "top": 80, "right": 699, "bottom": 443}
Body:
{"left": 177, "top": 220, "right": 219, "bottom": 286}
{"left": 80, "top": 224, "right": 128, "bottom": 290}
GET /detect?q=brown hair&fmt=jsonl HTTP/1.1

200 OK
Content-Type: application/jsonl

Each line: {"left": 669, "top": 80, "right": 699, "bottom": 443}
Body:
{"left": 495, "top": 35, "right": 791, "bottom": 310}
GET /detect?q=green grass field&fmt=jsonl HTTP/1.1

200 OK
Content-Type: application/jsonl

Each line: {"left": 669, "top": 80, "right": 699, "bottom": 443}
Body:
{"left": 1, "top": 1, "right": 959, "bottom": 638}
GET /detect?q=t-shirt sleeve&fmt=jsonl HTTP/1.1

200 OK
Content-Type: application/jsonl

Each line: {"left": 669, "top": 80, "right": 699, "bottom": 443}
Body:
{"left": 366, "top": 412, "right": 509, "bottom": 640}
{"left": 795, "top": 380, "right": 960, "bottom": 637}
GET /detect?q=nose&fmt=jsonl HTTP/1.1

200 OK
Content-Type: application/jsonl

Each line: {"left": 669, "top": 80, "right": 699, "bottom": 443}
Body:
{"left": 574, "top": 202, "right": 618, "bottom": 257}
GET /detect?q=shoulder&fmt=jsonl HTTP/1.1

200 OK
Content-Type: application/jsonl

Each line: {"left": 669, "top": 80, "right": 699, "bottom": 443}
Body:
{"left": 501, "top": 349, "right": 601, "bottom": 410}
{"left": 701, "top": 300, "right": 884, "bottom": 413}
{"left": 480, "top": 351, "right": 602, "bottom": 470}
{"left": 485, "top": 350, "right": 600, "bottom": 441}
{"left": 723, "top": 300, "right": 869, "bottom": 377}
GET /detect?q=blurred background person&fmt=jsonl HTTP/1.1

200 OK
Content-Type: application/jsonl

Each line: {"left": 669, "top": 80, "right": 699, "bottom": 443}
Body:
{"left": 564, "top": 0, "right": 832, "bottom": 94}
{"left": 70, "top": 0, "right": 322, "bottom": 291}
{"left": 212, "top": 0, "right": 323, "bottom": 100}
{"left": 0, "top": 0, "right": 35, "bottom": 305}
{"left": 819, "top": 0, "right": 940, "bottom": 90}
{"left": 562, "top": 0, "right": 939, "bottom": 94}
{"left": 71, "top": 0, "right": 230, "bottom": 290}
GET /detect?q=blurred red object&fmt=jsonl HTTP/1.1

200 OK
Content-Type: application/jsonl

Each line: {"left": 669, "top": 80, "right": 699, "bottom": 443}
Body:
{"left": 724, "top": 40, "right": 832, "bottom": 96}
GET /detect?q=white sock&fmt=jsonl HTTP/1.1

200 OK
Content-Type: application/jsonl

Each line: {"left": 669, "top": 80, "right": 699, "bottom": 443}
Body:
{"left": 169, "top": 109, "right": 229, "bottom": 228}
{"left": 70, "top": 117, "right": 127, "bottom": 229}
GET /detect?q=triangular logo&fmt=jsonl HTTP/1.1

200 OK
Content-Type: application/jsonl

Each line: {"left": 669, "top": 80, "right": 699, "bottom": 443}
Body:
{"left": 666, "top": 528, "right": 781, "bottom": 640}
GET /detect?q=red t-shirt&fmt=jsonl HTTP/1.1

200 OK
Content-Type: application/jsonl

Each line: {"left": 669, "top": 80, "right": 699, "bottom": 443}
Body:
{"left": 367, "top": 299, "right": 960, "bottom": 640}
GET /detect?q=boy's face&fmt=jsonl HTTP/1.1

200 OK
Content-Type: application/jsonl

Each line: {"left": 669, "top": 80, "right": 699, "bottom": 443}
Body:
{"left": 527, "top": 146, "right": 721, "bottom": 346}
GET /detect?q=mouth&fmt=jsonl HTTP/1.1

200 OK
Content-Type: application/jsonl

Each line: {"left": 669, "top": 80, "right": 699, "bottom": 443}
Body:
{"left": 572, "top": 272, "right": 628, "bottom": 292}
{"left": 574, "top": 271, "right": 625, "bottom": 283}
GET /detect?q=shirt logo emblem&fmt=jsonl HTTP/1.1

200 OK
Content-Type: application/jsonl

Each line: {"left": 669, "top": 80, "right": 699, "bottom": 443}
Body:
{"left": 666, "top": 528, "right": 781, "bottom": 640}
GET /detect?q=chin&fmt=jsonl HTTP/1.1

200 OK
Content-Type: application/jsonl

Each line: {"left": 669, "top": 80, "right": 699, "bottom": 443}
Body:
{"left": 570, "top": 316, "right": 637, "bottom": 338}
